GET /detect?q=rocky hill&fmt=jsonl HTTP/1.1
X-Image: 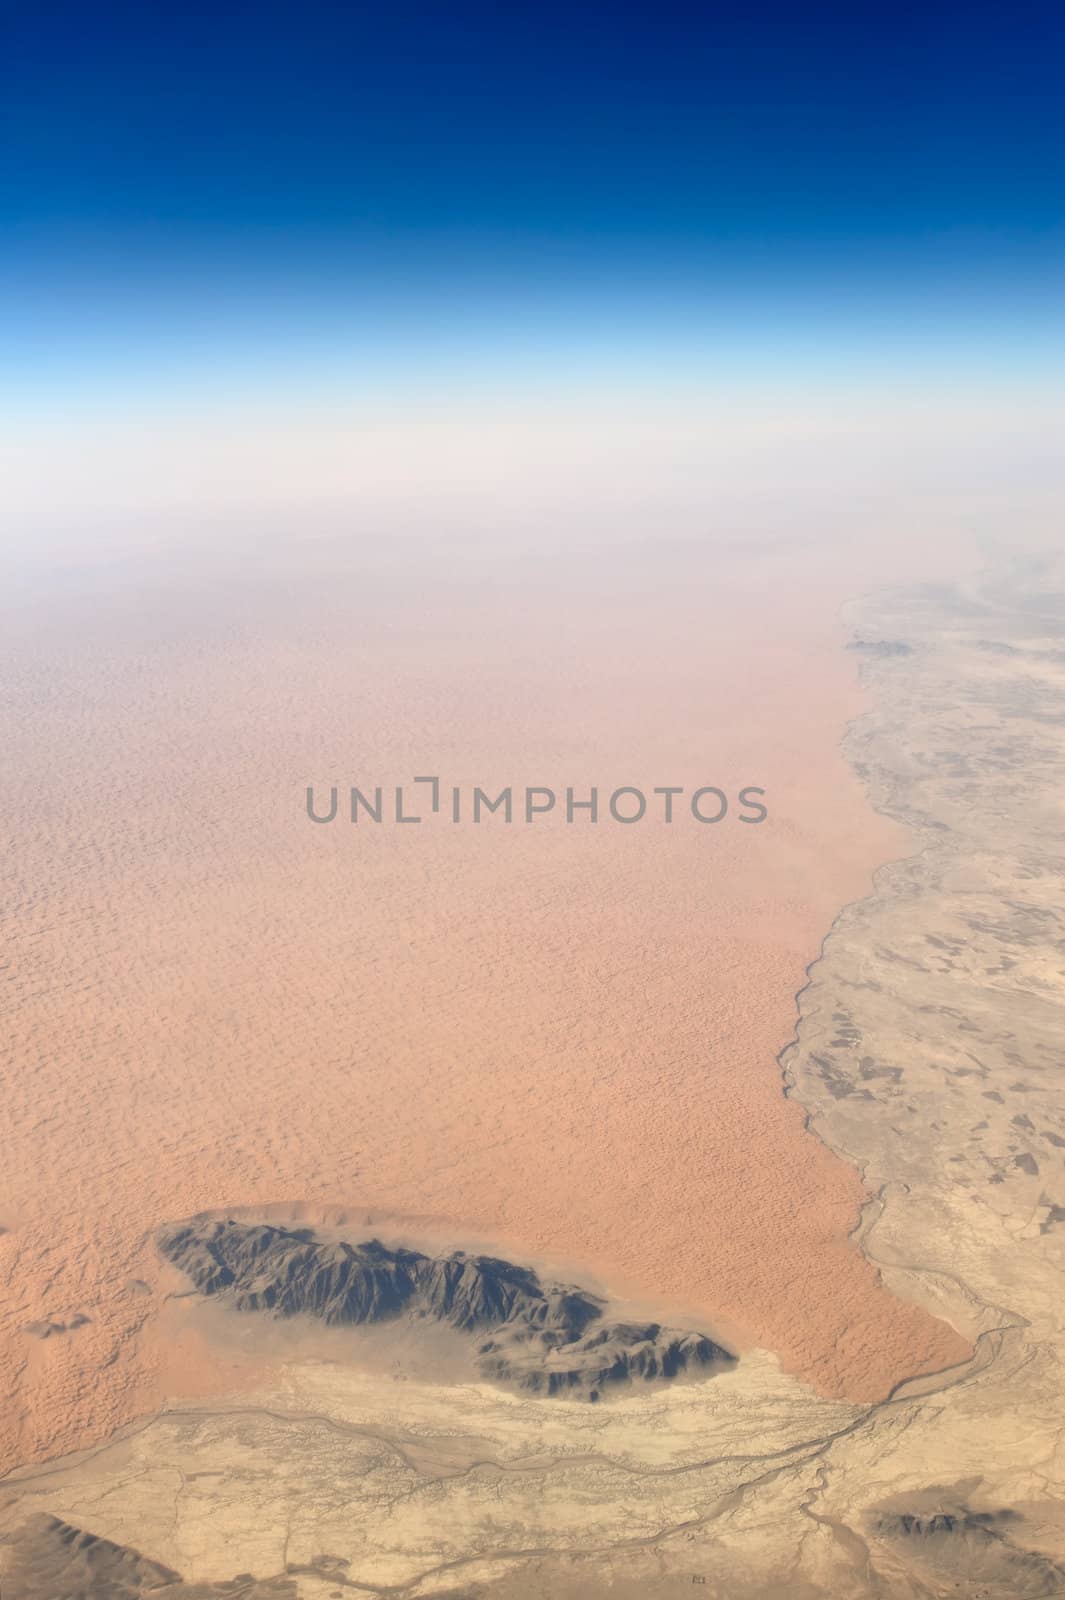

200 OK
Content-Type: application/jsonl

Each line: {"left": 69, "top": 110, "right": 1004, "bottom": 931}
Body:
{"left": 157, "top": 1219, "right": 734, "bottom": 1399}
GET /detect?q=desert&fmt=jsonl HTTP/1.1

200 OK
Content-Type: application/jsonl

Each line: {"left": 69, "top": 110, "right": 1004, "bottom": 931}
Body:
{"left": 6, "top": 546, "right": 1065, "bottom": 1596}
{"left": 2, "top": 403, "right": 1062, "bottom": 1594}
{"left": 0, "top": 483, "right": 973, "bottom": 1477}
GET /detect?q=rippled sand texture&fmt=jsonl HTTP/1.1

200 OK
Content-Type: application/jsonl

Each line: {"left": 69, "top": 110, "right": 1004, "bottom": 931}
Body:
{"left": 0, "top": 519, "right": 969, "bottom": 1468}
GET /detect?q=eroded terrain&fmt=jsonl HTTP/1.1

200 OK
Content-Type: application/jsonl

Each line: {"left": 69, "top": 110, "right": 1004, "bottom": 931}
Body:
{"left": 157, "top": 1218, "right": 734, "bottom": 1397}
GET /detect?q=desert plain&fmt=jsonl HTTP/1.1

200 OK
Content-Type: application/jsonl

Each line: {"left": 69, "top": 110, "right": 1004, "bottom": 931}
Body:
{"left": 2, "top": 400, "right": 1063, "bottom": 1595}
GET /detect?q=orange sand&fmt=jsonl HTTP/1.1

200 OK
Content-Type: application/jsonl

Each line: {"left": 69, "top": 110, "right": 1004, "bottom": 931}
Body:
{"left": 0, "top": 527, "right": 970, "bottom": 1469}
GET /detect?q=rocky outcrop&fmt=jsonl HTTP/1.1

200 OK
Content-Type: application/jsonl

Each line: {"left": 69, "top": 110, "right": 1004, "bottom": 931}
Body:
{"left": 157, "top": 1219, "right": 734, "bottom": 1399}
{"left": 0, "top": 1515, "right": 295, "bottom": 1598}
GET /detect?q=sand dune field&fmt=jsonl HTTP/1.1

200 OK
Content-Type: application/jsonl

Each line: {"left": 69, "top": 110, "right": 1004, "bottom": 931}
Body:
{"left": 0, "top": 499, "right": 975, "bottom": 1473}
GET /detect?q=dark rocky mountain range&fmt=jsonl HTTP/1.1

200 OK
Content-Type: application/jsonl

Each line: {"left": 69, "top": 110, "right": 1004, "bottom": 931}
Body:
{"left": 158, "top": 1219, "right": 734, "bottom": 1399}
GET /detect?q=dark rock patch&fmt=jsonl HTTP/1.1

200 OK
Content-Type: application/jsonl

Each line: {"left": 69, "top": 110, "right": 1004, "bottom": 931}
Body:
{"left": 157, "top": 1218, "right": 734, "bottom": 1400}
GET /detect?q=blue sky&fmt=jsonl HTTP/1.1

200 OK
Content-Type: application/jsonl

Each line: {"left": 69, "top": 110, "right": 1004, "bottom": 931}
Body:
{"left": 3, "top": 1, "right": 1063, "bottom": 402}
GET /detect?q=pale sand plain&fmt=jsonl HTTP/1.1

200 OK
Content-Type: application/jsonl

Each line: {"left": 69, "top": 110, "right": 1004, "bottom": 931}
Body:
{"left": 0, "top": 511, "right": 971, "bottom": 1473}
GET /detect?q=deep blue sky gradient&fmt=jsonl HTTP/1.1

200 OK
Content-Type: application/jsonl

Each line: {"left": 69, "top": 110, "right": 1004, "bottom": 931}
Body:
{"left": 4, "top": 1, "right": 1063, "bottom": 398}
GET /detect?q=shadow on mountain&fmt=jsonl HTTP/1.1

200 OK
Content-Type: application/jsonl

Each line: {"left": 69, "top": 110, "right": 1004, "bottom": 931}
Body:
{"left": 158, "top": 1217, "right": 735, "bottom": 1399}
